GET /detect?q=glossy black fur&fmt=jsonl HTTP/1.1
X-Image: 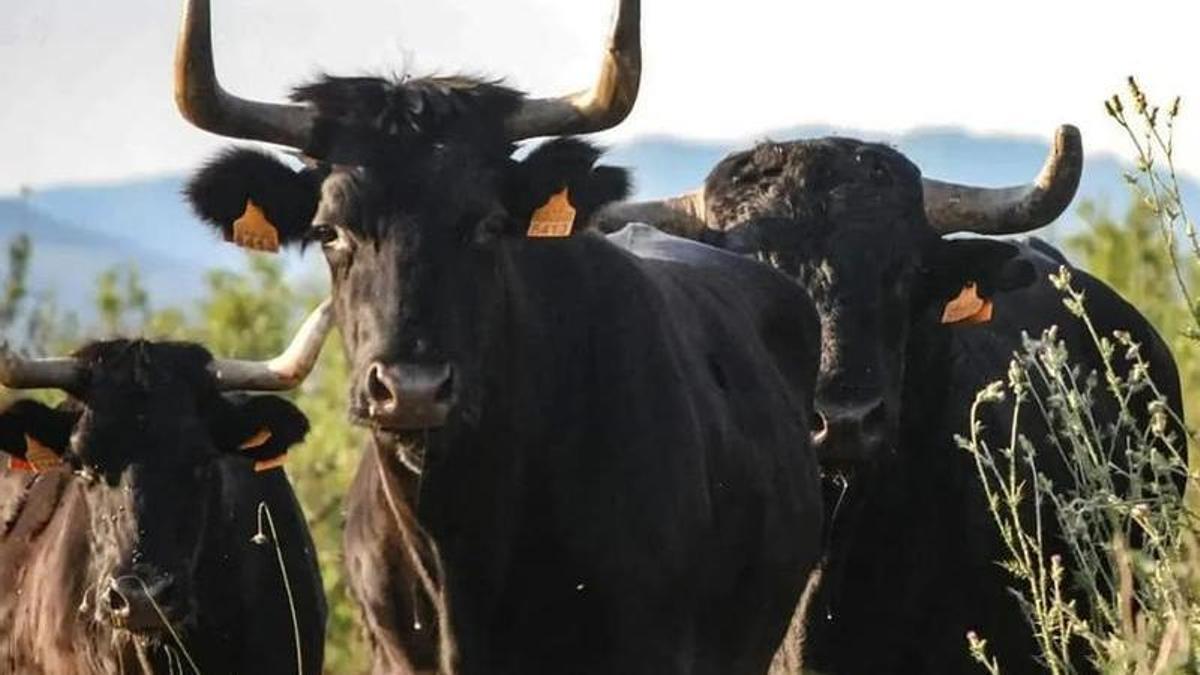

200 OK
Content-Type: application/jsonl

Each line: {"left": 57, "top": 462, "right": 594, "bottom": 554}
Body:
{"left": 0, "top": 341, "right": 326, "bottom": 674}
{"left": 186, "top": 73, "right": 826, "bottom": 673}
{"left": 694, "top": 138, "right": 1185, "bottom": 673}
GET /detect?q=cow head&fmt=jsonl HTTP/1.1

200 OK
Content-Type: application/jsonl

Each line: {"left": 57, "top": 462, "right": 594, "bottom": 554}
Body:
{"left": 189, "top": 137, "right": 629, "bottom": 436}
{"left": 599, "top": 129, "right": 1081, "bottom": 463}
{"left": 176, "top": 0, "right": 639, "bottom": 438}
{"left": 0, "top": 303, "right": 330, "bottom": 636}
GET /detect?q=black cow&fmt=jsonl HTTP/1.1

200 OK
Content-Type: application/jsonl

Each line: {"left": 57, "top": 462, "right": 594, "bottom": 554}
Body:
{"left": 175, "top": 0, "right": 826, "bottom": 672}
{"left": 599, "top": 134, "right": 1185, "bottom": 673}
{"left": 0, "top": 304, "right": 332, "bottom": 674}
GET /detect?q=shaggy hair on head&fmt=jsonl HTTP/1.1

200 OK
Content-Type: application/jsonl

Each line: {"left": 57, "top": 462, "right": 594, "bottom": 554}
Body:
{"left": 293, "top": 74, "right": 526, "bottom": 162}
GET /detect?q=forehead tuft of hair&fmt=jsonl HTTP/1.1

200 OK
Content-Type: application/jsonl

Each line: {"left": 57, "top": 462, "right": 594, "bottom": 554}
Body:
{"left": 507, "top": 137, "right": 631, "bottom": 227}
{"left": 185, "top": 148, "right": 321, "bottom": 241}
{"left": 72, "top": 340, "right": 217, "bottom": 393}
{"left": 292, "top": 75, "right": 526, "bottom": 162}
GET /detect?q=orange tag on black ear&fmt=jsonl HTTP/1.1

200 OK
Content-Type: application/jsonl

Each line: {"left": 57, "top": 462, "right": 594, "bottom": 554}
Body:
{"left": 24, "top": 435, "right": 64, "bottom": 472}
{"left": 254, "top": 454, "right": 288, "bottom": 473}
{"left": 239, "top": 428, "right": 273, "bottom": 450}
{"left": 232, "top": 200, "right": 281, "bottom": 253}
{"left": 527, "top": 189, "right": 576, "bottom": 238}
{"left": 7, "top": 457, "right": 34, "bottom": 473}
{"left": 941, "top": 282, "right": 994, "bottom": 325}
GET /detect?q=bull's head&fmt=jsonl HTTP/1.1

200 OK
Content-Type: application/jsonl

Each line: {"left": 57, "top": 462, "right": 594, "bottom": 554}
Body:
{"left": 175, "top": 0, "right": 640, "bottom": 439}
{"left": 596, "top": 129, "right": 1082, "bottom": 462}
{"left": 0, "top": 302, "right": 330, "bottom": 635}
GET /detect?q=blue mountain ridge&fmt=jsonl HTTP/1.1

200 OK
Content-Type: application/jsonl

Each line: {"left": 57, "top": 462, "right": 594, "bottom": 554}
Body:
{"left": 2, "top": 126, "right": 1194, "bottom": 319}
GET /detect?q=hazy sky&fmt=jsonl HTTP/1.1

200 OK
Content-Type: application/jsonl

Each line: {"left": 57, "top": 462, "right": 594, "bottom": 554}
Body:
{"left": 2, "top": 0, "right": 1198, "bottom": 195}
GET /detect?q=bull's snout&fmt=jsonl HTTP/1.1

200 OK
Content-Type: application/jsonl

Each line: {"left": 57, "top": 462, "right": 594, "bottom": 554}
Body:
{"left": 102, "top": 572, "right": 184, "bottom": 633}
{"left": 811, "top": 399, "right": 888, "bottom": 462}
{"left": 364, "top": 361, "right": 454, "bottom": 430}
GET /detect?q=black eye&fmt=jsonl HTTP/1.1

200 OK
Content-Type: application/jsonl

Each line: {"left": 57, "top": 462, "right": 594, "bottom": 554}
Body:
{"left": 870, "top": 162, "right": 891, "bottom": 185}
{"left": 308, "top": 224, "right": 339, "bottom": 245}
{"left": 472, "top": 213, "right": 507, "bottom": 245}
{"left": 856, "top": 152, "right": 891, "bottom": 186}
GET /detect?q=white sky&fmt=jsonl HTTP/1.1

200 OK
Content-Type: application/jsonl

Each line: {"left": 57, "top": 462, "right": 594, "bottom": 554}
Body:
{"left": 2, "top": 0, "right": 1199, "bottom": 195}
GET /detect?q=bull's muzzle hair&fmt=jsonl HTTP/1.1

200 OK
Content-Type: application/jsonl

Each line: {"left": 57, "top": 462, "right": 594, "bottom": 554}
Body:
{"left": 597, "top": 125, "right": 1084, "bottom": 237}
{"left": 173, "top": 0, "right": 641, "bottom": 147}
{"left": 0, "top": 300, "right": 334, "bottom": 392}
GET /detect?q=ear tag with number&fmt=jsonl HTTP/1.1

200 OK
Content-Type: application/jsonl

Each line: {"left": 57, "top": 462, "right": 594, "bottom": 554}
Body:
{"left": 941, "top": 282, "right": 994, "bottom": 325}
{"left": 527, "top": 188, "right": 577, "bottom": 238}
{"left": 232, "top": 200, "right": 281, "bottom": 253}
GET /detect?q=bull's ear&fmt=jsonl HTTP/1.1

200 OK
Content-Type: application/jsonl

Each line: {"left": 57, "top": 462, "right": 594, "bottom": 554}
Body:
{"left": 509, "top": 138, "right": 631, "bottom": 233}
{"left": 185, "top": 148, "right": 323, "bottom": 252}
{"left": 214, "top": 395, "right": 310, "bottom": 472}
{"left": 0, "top": 400, "right": 76, "bottom": 472}
{"left": 924, "top": 239, "right": 1036, "bottom": 324}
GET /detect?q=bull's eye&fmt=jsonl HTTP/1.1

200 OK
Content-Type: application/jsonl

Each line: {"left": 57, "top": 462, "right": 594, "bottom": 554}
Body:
{"left": 870, "top": 163, "right": 891, "bottom": 186}
{"left": 309, "top": 225, "right": 340, "bottom": 245}
{"left": 310, "top": 224, "right": 354, "bottom": 258}
{"left": 856, "top": 152, "right": 892, "bottom": 186}
{"left": 472, "top": 213, "right": 507, "bottom": 246}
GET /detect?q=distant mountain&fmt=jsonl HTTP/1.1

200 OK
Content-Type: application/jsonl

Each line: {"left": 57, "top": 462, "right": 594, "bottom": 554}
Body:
{"left": 0, "top": 198, "right": 210, "bottom": 318}
{"left": 2, "top": 126, "right": 1196, "bottom": 319}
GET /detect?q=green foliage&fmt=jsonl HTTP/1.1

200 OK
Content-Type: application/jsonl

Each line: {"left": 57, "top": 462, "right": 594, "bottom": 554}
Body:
{"left": 1068, "top": 199, "right": 1200, "bottom": 429}
{"left": 0, "top": 234, "right": 30, "bottom": 331}
{"left": 95, "top": 265, "right": 150, "bottom": 337}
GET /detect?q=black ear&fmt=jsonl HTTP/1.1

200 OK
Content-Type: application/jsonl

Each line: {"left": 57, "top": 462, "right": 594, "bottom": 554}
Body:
{"left": 0, "top": 400, "right": 77, "bottom": 471}
{"left": 508, "top": 138, "right": 631, "bottom": 231}
{"left": 213, "top": 395, "right": 310, "bottom": 471}
{"left": 924, "top": 238, "right": 1036, "bottom": 303}
{"left": 185, "top": 148, "right": 323, "bottom": 248}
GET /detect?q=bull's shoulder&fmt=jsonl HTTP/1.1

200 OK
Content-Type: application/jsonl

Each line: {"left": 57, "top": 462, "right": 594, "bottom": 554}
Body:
{"left": 0, "top": 471, "right": 73, "bottom": 542}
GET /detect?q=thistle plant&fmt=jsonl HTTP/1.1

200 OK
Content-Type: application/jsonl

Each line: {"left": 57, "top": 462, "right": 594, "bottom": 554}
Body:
{"left": 1105, "top": 78, "right": 1199, "bottom": 339}
{"left": 960, "top": 264, "right": 1195, "bottom": 673}
{"left": 962, "top": 78, "right": 1200, "bottom": 673}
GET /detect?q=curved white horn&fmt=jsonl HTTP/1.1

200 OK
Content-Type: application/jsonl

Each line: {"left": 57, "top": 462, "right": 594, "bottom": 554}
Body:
{"left": 923, "top": 125, "right": 1083, "bottom": 235}
{"left": 209, "top": 299, "right": 334, "bottom": 391}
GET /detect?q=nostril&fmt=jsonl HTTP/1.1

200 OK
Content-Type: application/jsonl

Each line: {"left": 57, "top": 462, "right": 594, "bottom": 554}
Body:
{"left": 810, "top": 411, "right": 828, "bottom": 439}
{"left": 106, "top": 586, "right": 129, "bottom": 614}
{"left": 366, "top": 363, "right": 395, "bottom": 407}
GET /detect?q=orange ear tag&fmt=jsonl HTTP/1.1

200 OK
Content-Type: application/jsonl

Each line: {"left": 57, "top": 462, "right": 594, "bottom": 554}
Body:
{"left": 24, "top": 435, "right": 64, "bottom": 472}
{"left": 527, "top": 189, "right": 577, "bottom": 238}
{"left": 239, "top": 428, "right": 286, "bottom": 472}
{"left": 240, "top": 428, "right": 273, "bottom": 450}
{"left": 7, "top": 457, "right": 34, "bottom": 473}
{"left": 232, "top": 200, "right": 281, "bottom": 253}
{"left": 941, "top": 282, "right": 994, "bottom": 326}
{"left": 254, "top": 454, "right": 288, "bottom": 473}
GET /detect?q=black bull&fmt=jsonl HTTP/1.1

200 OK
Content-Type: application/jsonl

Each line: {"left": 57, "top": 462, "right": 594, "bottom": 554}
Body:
{"left": 602, "top": 135, "right": 1186, "bottom": 673}
{"left": 188, "top": 137, "right": 826, "bottom": 671}
{"left": 0, "top": 339, "right": 327, "bottom": 674}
